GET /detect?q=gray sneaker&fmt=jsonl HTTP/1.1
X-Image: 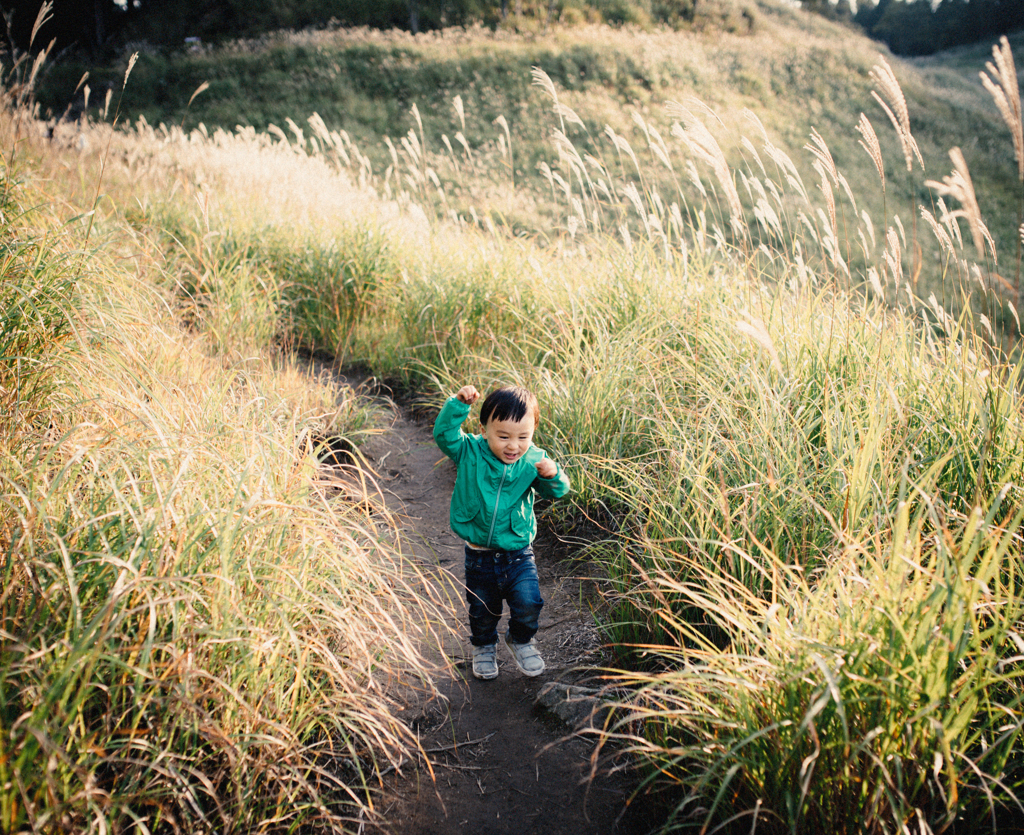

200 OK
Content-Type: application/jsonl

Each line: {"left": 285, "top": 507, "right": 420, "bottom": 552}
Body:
{"left": 471, "top": 643, "right": 498, "bottom": 679}
{"left": 503, "top": 632, "right": 545, "bottom": 676}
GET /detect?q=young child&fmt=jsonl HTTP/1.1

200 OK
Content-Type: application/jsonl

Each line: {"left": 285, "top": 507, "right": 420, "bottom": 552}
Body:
{"left": 433, "top": 384, "right": 571, "bottom": 680}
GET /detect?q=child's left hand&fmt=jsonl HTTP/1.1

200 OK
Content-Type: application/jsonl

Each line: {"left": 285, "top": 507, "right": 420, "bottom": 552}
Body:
{"left": 535, "top": 457, "right": 557, "bottom": 479}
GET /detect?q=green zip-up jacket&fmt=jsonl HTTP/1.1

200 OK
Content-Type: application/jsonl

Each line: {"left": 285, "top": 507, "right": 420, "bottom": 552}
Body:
{"left": 433, "top": 396, "right": 571, "bottom": 551}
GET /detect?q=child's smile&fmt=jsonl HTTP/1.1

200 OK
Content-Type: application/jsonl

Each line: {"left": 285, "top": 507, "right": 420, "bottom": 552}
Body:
{"left": 483, "top": 415, "right": 535, "bottom": 464}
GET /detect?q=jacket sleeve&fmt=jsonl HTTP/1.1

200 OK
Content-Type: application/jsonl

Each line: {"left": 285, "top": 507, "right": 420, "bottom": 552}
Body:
{"left": 534, "top": 460, "right": 571, "bottom": 499}
{"left": 433, "top": 396, "right": 472, "bottom": 462}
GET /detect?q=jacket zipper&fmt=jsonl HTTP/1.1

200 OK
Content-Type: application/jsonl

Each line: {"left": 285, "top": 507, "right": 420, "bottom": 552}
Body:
{"left": 485, "top": 466, "right": 508, "bottom": 548}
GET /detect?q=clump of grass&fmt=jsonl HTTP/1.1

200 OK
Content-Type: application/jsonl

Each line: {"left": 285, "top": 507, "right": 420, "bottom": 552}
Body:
{"left": 0, "top": 218, "right": 75, "bottom": 448}
{"left": 980, "top": 35, "right": 1024, "bottom": 294}
{"left": 597, "top": 467, "right": 1024, "bottom": 833}
{"left": 0, "top": 101, "right": 450, "bottom": 833}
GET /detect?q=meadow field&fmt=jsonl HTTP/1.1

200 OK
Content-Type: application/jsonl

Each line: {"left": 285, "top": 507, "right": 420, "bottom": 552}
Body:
{"left": 34, "top": 1, "right": 1023, "bottom": 286}
{"left": 4, "top": 2, "right": 1024, "bottom": 832}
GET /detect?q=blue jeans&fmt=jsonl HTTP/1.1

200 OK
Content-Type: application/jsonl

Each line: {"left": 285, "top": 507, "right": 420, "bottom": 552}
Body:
{"left": 464, "top": 545, "right": 543, "bottom": 647}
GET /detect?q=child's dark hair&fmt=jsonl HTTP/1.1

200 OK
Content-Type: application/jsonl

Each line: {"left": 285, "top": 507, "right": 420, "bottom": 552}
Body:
{"left": 480, "top": 386, "right": 540, "bottom": 428}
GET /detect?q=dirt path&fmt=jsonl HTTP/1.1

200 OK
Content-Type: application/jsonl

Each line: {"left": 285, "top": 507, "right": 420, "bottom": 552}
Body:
{"left": 349, "top": 386, "right": 648, "bottom": 835}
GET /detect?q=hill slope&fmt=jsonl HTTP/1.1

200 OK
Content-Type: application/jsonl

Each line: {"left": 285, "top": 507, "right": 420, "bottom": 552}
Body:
{"left": 36, "top": 1, "right": 1023, "bottom": 282}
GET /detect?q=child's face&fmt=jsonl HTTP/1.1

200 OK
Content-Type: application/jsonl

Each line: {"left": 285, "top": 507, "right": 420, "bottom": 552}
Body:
{"left": 482, "top": 414, "right": 535, "bottom": 465}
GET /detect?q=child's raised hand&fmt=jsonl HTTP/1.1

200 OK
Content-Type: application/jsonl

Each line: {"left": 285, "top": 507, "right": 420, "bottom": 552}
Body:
{"left": 535, "top": 457, "right": 557, "bottom": 479}
{"left": 456, "top": 385, "right": 480, "bottom": 405}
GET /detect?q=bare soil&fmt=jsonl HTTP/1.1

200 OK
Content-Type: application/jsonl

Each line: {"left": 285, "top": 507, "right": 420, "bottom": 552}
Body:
{"left": 346, "top": 381, "right": 653, "bottom": 835}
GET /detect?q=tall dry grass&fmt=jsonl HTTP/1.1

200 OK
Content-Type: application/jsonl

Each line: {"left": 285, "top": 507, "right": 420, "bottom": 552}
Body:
{"left": 981, "top": 35, "right": 1024, "bottom": 298}
{"left": 1, "top": 76, "right": 453, "bottom": 833}
{"left": 18, "top": 27, "right": 1024, "bottom": 834}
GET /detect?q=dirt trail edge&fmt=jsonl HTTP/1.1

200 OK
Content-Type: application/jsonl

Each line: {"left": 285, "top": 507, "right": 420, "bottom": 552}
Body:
{"left": 347, "top": 384, "right": 647, "bottom": 835}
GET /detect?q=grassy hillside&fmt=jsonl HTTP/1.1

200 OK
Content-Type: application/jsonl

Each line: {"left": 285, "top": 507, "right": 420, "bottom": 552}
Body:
{"left": 1, "top": 84, "right": 450, "bottom": 834}
{"left": 35, "top": 3, "right": 1022, "bottom": 272}
{"left": 7, "top": 5, "right": 1024, "bottom": 833}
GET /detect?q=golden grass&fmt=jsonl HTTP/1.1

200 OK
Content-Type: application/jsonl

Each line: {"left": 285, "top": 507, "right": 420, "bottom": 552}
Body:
{"left": 926, "top": 146, "right": 995, "bottom": 263}
{"left": 7, "top": 21, "right": 1024, "bottom": 831}
{"left": 1, "top": 102, "right": 456, "bottom": 832}
{"left": 981, "top": 35, "right": 1023, "bottom": 183}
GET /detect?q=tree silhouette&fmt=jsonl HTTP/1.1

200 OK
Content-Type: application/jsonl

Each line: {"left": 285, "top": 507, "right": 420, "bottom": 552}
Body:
{"left": 854, "top": 0, "right": 1024, "bottom": 56}
{"left": 2, "top": 0, "right": 125, "bottom": 54}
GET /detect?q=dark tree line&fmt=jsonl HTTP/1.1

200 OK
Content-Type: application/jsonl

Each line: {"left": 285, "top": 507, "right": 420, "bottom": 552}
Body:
{"left": 2, "top": 0, "right": 124, "bottom": 55}
{"left": 0, "top": 0, "right": 484, "bottom": 54}
{"left": 1, "top": 0, "right": 698, "bottom": 55}
{"left": 1, "top": 0, "right": 1017, "bottom": 58}
{"left": 854, "top": 0, "right": 1023, "bottom": 56}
